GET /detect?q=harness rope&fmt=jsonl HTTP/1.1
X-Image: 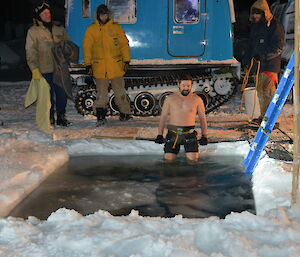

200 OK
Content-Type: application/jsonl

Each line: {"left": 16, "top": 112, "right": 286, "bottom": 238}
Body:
{"left": 240, "top": 58, "right": 261, "bottom": 117}
{"left": 169, "top": 129, "right": 194, "bottom": 149}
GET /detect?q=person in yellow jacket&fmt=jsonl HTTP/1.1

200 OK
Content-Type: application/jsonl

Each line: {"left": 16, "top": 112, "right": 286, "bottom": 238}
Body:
{"left": 83, "top": 4, "right": 132, "bottom": 127}
{"left": 25, "top": 1, "right": 71, "bottom": 127}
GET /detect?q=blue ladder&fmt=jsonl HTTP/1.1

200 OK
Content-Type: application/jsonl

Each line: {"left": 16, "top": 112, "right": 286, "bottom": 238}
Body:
{"left": 243, "top": 53, "right": 295, "bottom": 174}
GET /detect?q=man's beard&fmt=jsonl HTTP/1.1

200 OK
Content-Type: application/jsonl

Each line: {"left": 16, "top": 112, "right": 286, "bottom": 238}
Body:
{"left": 180, "top": 90, "right": 190, "bottom": 96}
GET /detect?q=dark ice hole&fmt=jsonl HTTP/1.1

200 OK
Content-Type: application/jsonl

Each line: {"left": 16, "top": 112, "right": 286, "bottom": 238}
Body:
{"left": 9, "top": 154, "right": 256, "bottom": 220}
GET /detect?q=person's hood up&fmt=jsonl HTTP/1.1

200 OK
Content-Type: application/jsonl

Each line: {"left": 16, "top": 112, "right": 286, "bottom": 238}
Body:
{"left": 93, "top": 10, "right": 112, "bottom": 25}
{"left": 250, "top": 0, "right": 273, "bottom": 26}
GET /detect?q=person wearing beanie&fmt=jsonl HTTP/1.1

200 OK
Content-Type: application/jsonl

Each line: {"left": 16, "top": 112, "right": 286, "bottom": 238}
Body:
{"left": 25, "top": 1, "right": 71, "bottom": 127}
{"left": 83, "top": 4, "right": 132, "bottom": 127}
{"left": 242, "top": 0, "right": 285, "bottom": 123}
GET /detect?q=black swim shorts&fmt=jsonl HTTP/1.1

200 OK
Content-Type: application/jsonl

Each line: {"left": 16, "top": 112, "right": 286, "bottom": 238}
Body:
{"left": 164, "top": 126, "right": 198, "bottom": 154}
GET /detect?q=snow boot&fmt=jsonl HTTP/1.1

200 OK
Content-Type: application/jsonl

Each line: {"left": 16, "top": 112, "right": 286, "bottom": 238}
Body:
{"left": 56, "top": 112, "right": 71, "bottom": 127}
{"left": 119, "top": 112, "right": 133, "bottom": 121}
{"left": 96, "top": 108, "right": 107, "bottom": 127}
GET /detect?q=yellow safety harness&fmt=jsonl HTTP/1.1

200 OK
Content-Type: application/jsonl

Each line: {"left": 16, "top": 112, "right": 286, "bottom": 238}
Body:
{"left": 169, "top": 128, "right": 195, "bottom": 149}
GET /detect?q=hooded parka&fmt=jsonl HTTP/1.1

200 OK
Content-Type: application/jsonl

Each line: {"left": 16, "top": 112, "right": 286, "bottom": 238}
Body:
{"left": 83, "top": 18, "right": 130, "bottom": 79}
{"left": 243, "top": 0, "right": 285, "bottom": 118}
{"left": 242, "top": 0, "right": 285, "bottom": 74}
{"left": 25, "top": 19, "right": 69, "bottom": 74}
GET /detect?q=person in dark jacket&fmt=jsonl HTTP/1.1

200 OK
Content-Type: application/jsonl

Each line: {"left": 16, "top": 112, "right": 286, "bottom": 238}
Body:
{"left": 242, "top": 0, "right": 285, "bottom": 121}
{"left": 26, "top": 0, "right": 71, "bottom": 127}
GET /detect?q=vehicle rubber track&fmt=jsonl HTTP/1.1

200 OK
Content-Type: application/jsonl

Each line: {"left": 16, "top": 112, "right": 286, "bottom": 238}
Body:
{"left": 74, "top": 72, "right": 237, "bottom": 117}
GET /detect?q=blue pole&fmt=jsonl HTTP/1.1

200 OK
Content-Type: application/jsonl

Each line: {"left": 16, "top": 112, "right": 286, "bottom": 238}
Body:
{"left": 243, "top": 54, "right": 295, "bottom": 174}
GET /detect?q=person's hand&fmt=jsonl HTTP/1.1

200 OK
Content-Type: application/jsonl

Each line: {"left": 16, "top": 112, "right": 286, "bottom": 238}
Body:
{"left": 154, "top": 135, "right": 164, "bottom": 144}
{"left": 85, "top": 65, "right": 92, "bottom": 75}
{"left": 32, "top": 68, "right": 42, "bottom": 80}
{"left": 123, "top": 62, "right": 130, "bottom": 73}
{"left": 198, "top": 135, "right": 208, "bottom": 145}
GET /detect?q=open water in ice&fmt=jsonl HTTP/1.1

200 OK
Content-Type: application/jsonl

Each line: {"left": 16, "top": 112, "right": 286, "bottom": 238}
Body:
{"left": 10, "top": 153, "right": 255, "bottom": 220}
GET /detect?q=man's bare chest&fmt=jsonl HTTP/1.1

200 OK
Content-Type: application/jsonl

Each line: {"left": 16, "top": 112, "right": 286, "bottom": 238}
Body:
{"left": 170, "top": 97, "right": 197, "bottom": 113}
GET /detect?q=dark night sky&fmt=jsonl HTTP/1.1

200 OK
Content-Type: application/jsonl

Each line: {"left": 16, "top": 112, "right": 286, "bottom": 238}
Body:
{"left": 0, "top": 0, "right": 65, "bottom": 25}
{"left": 0, "top": 0, "right": 281, "bottom": 41}
{"left": 0, "top": 0, "right": 279, "bottom": 23}
{"left": 233, "top": 0, "right": 279, "bottom": 11}
{"left": 0, "top": 0, "right": 66, "bottom": 40}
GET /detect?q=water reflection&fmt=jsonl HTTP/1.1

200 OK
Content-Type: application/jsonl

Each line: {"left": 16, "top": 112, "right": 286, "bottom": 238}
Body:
{"left": 9, "top": 154, "right": 255, "bottom": 220}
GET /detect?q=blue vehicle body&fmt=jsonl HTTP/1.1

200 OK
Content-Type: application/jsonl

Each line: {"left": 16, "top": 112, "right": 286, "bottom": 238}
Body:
{"left": 66, "top": 0, "right": 236, "bottom": 65}
{"left": 66, "top": 0, "right": 239, "bottom": 116}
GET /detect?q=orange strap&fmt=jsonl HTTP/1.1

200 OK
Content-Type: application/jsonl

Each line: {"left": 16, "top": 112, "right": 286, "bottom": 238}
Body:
{"left": 240, "top": 58, "right": 261, "bottom": 111}
{"left": 263, "top": 71, "right": 278, "bottom": 85}
{"left": 172, "top": 134, "right": 179, "bottom": 149}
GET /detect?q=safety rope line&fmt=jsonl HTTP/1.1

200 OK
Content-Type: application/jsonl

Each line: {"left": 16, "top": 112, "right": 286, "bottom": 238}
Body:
{"left": 172, "top": 134, "right": 179, "bottom": 149}
{"left": 279, "top": 144, "right": 294, "bottom": 159}
{"left": 170, "top": 129, "right": 194, "bottom": 149}
{"left": 240, "top": 58, "right": 261, "bottom": 117}
{"left": 205, "top": 123, "right": 251, "bottom": 135}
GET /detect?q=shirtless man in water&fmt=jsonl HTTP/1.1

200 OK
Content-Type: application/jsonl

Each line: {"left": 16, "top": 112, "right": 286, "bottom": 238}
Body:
{"left": 155, "top": 77, "right": 208, "bottom": 162}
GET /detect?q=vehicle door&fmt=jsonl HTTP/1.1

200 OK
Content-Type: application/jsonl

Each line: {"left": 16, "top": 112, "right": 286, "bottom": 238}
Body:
{"left": 167, "top": 0, "right": 206, "bottom": 57}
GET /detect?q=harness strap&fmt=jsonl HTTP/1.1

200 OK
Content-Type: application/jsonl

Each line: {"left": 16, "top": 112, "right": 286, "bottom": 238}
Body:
{"left": 170, "top": 129, "right": 195, "bottom": 149}
{"left": 169, "top": 129, "right": 194, "bottom": 135}
{"left": 172, "top": 134, "right": 179, "bottom": 149}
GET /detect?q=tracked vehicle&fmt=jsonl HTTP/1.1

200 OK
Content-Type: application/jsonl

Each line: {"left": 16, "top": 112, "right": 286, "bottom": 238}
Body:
{"left": 66, "top": 0, "right": 240, "bottom": 116}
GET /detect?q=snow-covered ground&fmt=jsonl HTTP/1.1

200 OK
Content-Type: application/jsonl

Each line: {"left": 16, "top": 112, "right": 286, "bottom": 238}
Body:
{"left": 0, "top": 81, "right": 299, "bottom": 257}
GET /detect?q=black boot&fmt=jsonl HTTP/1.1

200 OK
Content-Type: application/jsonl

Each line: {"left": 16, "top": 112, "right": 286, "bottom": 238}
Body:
{"left": 119, "top": 112, "right": 133, "bottom": 121}
{"left": 50, "top": 111, "right": 55, "bottom": 126}
{"left": 56, "top": 112, "right": 71, "bottom": 127}
{"left": 96, "top": 108, "right": 107, "bottom": 127}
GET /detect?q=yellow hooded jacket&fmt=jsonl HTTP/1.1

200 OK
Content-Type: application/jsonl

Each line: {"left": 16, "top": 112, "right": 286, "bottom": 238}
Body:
{"left": 250, "top": 0, "right": 273, "bottom": 27}
{"left": 83, "top": 18, "right": 130, "bottom": 79}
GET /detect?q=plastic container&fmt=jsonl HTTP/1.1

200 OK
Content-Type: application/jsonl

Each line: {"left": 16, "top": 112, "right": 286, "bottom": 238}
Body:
{"left": 244, "top": 87, "right": 261, "bottom": 119}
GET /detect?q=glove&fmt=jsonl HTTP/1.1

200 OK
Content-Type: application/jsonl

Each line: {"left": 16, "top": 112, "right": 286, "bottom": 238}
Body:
{"left": 154, "top": 135, "right": 164, "bottom": 144}
{"left": 123, "top": 62, "right": 130, "bottom": 73}
{"left": 85, "top": 65, "right": 92, "bottom": 75}
{"left": 198, "top": 135, "right": 208, "bottom": 146}
{"left": 32, "top": 68, "right": 42, "bottom": 80}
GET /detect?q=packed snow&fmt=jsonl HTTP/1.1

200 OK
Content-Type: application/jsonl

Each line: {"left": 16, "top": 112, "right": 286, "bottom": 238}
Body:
{"left": 0, "top": 81, "right": 299, "bottom": 256}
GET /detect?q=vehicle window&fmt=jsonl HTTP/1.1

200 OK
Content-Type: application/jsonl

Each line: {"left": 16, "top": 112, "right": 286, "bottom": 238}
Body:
{"left": 107, "top": 0, "right": 137, "bottom": 24}
{"left": 175, "top": 0, "right": 200, "bottom": 23}
{"left": 82, "top": 0, "right": 91, "bottom": 18}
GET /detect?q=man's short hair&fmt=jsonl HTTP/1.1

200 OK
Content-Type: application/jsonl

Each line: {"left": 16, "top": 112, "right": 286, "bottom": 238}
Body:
{"left": 177, "top": 75, "right": 193, "bottom": 86}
